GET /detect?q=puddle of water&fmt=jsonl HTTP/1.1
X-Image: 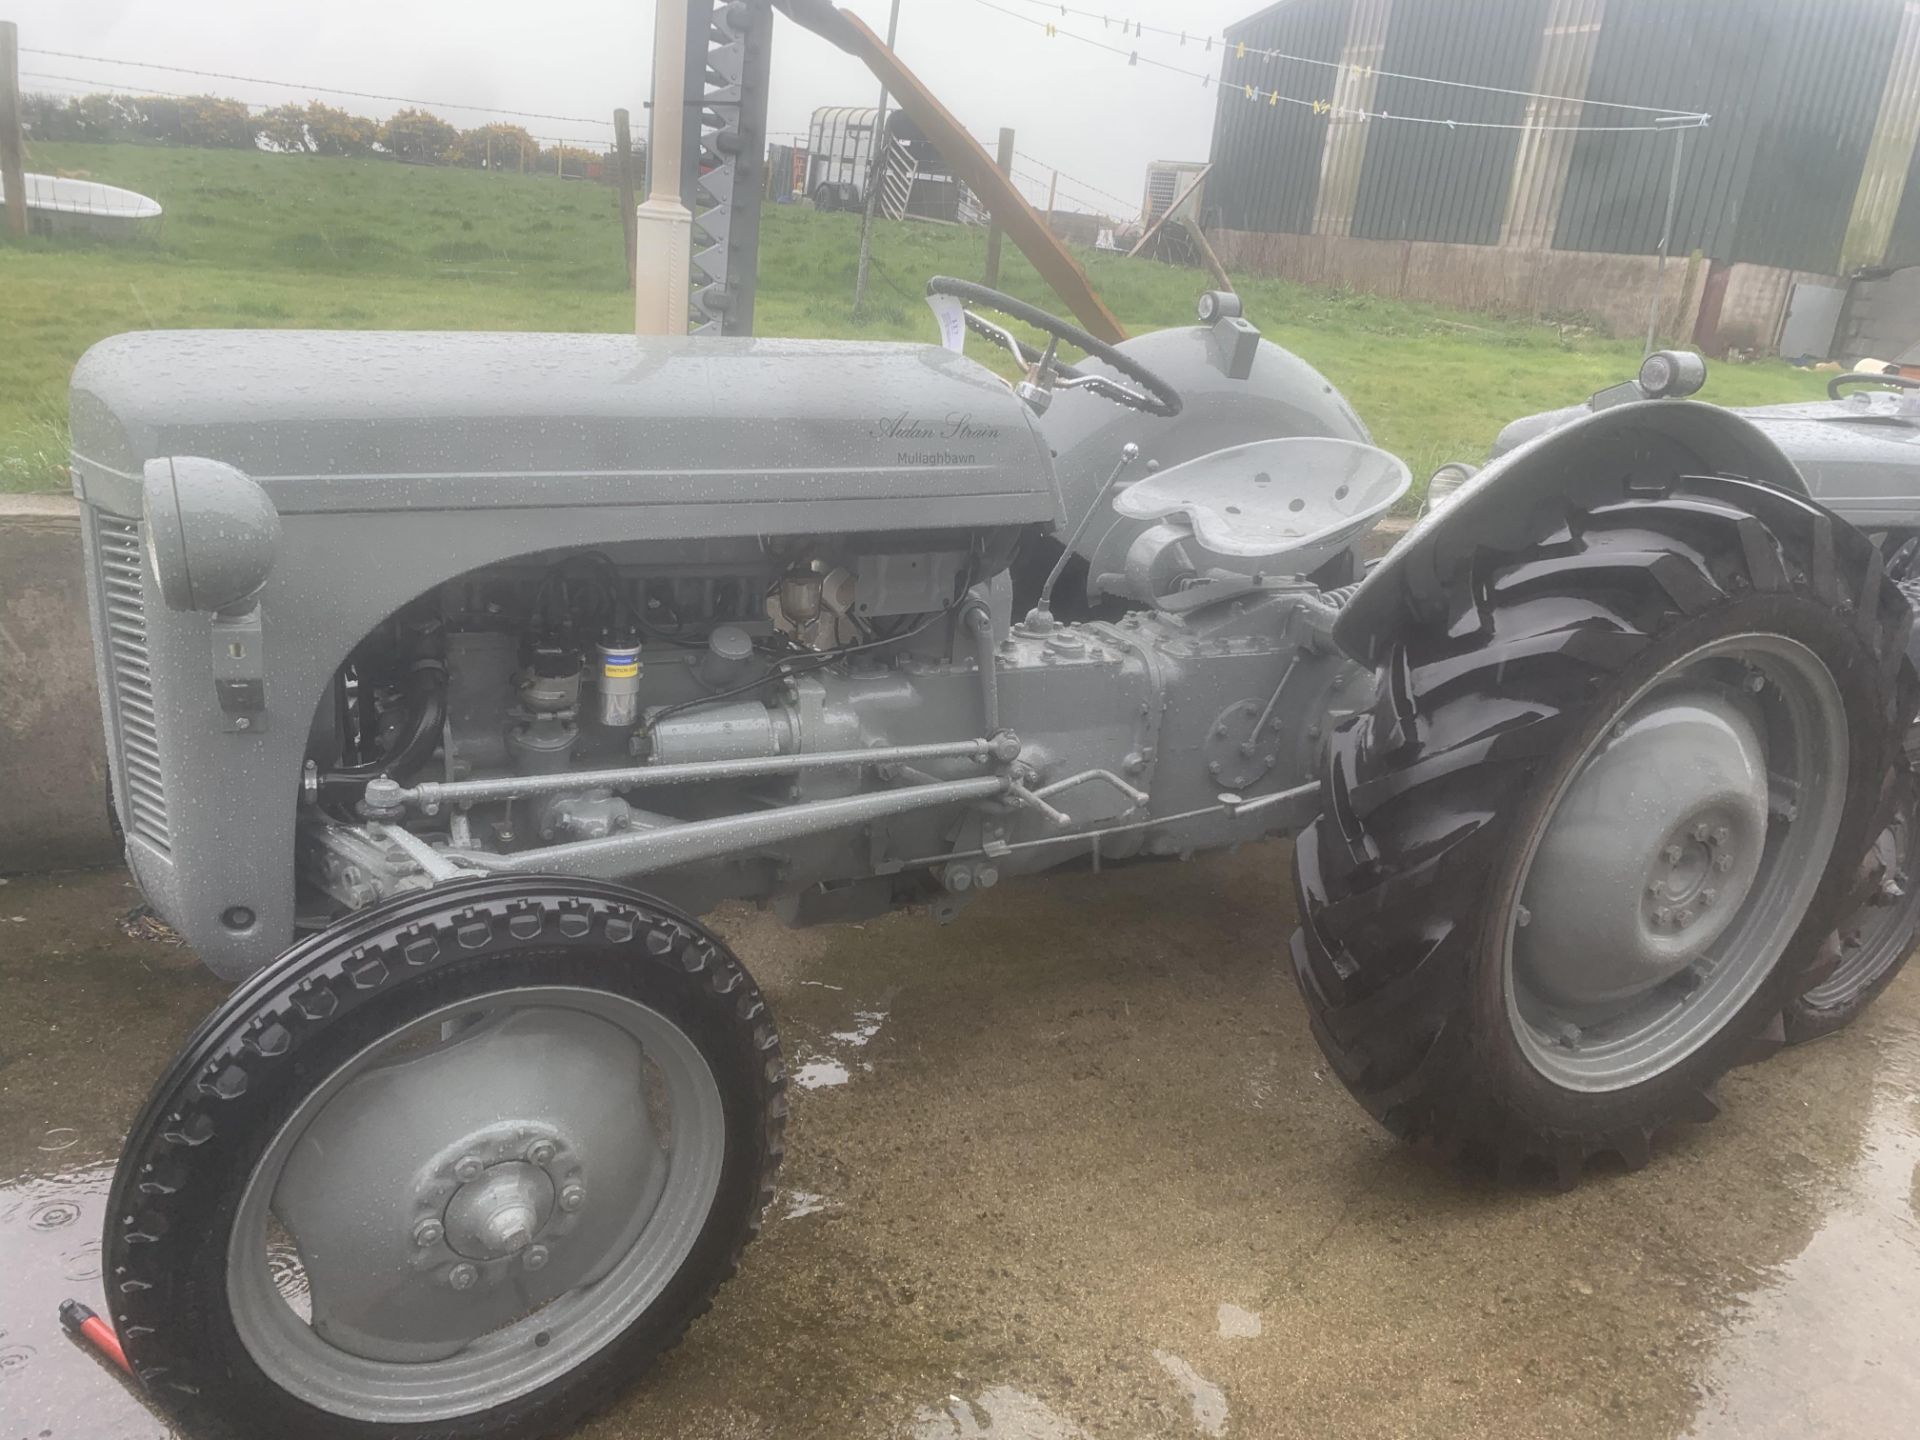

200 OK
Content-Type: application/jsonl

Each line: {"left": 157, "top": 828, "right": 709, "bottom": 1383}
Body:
{"left": 1684, "top": 1066, "right": 1920, "bottom": 1438}
{"left": 791, "top": 1005, "right": 889, "bottom": 1092}
{"left": 828, "top": 1011, "right": 887, "bottom": 1048}
{"left": 1153, "top": 1350, "right": 1229, "bottom": 1437}
{"left": 1215, "top": 1302, "right": 1262, "bottom": 1340}
{"left": 793, "top": 1059, "right": 851, "bottom": 1090}
{"left": 782, "top": 1190, "right": 834, "bottom": 1220}
{"left": 0, "top": 1161, "right": 172, "bottom": 1438}
{"left": 912, "top": 1385, "right": 1089, "bottom": 1439}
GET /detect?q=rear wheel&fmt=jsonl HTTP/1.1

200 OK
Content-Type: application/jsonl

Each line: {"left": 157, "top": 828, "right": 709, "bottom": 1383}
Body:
{"left": 1294, "top": 476, "right": 1909, "bottom": 1182}
{"left": 105, "top": 878, "right": 784, "bottom": 1440}
{"left": 1786, "top": 766, "right": 1920, "bottom": 1042}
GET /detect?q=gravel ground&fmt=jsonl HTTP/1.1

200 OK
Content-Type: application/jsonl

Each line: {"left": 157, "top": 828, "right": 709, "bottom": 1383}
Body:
{"left": 3, "top": 852, "right": 1917, "bottom": 1440}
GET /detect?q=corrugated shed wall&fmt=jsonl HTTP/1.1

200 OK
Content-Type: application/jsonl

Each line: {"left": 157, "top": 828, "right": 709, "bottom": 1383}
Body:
{"left": 1498, "top": 0, "right": 1608, "bottom": 250}
{"left": 1840, "top": 1, "right": 1920, "bottom": 273}
{"left": 1550, "top": 0, "right": 1766, "bottom": 259}
{"left": 1726, "top": 0, "right": 1903, "bottom": 270}
{"left": 1884, "top": 123, "right": 1920, "bottom": 269}
{"left": 1208, "top": 0, "right": 1351, "bottom": 233}
{"left": 1212, "top": 0, "right": 1917, "bottom": 274}
{"left": 1348, "top": 0, "right": 1545, "bottom": 246}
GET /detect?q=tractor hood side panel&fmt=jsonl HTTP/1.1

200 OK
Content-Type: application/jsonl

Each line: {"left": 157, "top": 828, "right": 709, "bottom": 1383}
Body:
{"left": 68, "top": 330, "right": 1057, "bottom": 979}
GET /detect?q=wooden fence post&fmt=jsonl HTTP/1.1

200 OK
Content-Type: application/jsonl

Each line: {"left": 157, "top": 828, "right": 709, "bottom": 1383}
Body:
{"left": 1044, "top": 169, "right": 1057, "bottom": 236}
{"left": 982, "top": 126, "right": 1013, "bottom": 288}
{"left": 1, "top": 22, "right": 28, "bottom": 239}
{"left": 614, "top": 108, "right": 638, "bottom": 288}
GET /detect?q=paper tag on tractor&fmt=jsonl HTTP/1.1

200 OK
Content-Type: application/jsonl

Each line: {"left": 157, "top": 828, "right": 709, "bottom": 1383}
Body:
{"left": 926, "top": 293, "right": 968, "bottom": 354}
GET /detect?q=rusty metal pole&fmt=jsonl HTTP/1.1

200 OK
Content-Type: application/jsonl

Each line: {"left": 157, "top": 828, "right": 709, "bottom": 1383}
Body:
{"left": 1645, "top": 124, "right": 1687, "bottom": 356}
{"left": 850, "top": 0, "right": 901, "bottom": 315}
{"left": 1, "top": 22, "right": 28, "bottom": 239}
{"left": 614, "top": 107, "right": 638, "bottom": 288}
{"left": 982, "top": 126, "right": 1013, "bottom": 288}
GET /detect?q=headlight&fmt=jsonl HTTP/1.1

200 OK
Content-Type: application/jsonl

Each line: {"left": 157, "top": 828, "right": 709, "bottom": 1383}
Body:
{"left": 1421, "top": 462, "right": 1479, "bottom": 517}
{"left": 142, "top": 456, "right": 282, "bottom": 614}
{"left": 1637, "top": 349, "right": 1707, "bottom": 399}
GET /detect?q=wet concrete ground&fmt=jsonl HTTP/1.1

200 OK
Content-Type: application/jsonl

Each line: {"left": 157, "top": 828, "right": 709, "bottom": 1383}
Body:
{"left": 3, "top": 850, "right": 1918, "bottom": 1440}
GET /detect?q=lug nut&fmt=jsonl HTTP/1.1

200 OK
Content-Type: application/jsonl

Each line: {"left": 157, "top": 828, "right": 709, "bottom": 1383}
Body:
{"left": 1713, "top": 826, "right": 1730, "bottom": 845}
{"left": 1665, "top": 845, "right": 1683, "bottom": 864}
{"left": 1516, "top": 905, "right": 1532, "bottom": 929}
{"left": 1654, "top": 906, "right": 1672, "bottom": 926}
{"left": 1714, "top": 853, "right": 1734, "bottom": 872}
{"left": 560, "top": 1184, "right": 586, "bottom": 1213}
{"left": 448, "top": 1263, "right": 478, "bottom": 1290}
{"left": 453, "top": 1155, "right": 485, "bottom": 1182}
{"left": 523, "top": 1245, "right": 550, "bottom": 1272}
{"left": 527, "top": 1139, "right": 557, "bottom": 1167}
{"left": 1676, "top": 908, "right": 1695, "bottom": 928}
{"left": 1700, "top": 888, "right": 1716, "bottom": 906}
{"left": 413, "top": 1219, "right": 444, "bottom": 1248}
{"left": 1692, "top": 822, "right": 1711, "bottom": 842}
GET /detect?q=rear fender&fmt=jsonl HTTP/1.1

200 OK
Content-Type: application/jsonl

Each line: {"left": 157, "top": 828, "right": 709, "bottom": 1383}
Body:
{"left": 1334, "top": 400, "right": 1814, "bottom": 667}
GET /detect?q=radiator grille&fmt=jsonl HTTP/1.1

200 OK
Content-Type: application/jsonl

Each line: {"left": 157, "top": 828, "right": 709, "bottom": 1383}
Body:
{"left": 93, "top": 512, "right": 171, "bottom": 851}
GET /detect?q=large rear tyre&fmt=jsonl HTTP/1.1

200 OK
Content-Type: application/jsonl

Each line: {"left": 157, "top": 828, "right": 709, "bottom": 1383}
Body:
{"left": 1293, "top": 475, "right": 1910, "bottom": 1183}
{"left": 1786, "top": 766, "right": 1920, "bottom": 1042}
{"left": 104, "top": 878, "right": 785, "bottom": 1440}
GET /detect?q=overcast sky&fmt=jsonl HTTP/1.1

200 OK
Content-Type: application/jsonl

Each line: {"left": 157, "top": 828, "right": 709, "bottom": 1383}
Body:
{"left": 14, "top": 0, "right": 1261, "bottom": 215}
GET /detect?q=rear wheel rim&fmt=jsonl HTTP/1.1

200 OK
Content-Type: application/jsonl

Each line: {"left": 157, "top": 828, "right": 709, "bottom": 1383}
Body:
{"left": 1801, "top": 783, "right": 1920, "bottom": 1007}
{"left": 227, "top": 985, "right": 726, "bottom": 1423}
{"left": 1504, "top": 634, "right": 1848, "bottom": 1091}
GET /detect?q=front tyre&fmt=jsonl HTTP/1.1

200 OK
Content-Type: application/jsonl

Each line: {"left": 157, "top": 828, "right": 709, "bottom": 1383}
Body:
{"left": 1294, "top": 476, "right": 1909, "bottom": 1183}
{"left": 105, "top": 878, "right": 785, "bottom": 1440}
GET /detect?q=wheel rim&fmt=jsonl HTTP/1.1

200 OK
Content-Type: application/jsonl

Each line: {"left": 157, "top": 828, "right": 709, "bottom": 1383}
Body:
{"left": 227, "top": 986, "right": 726, "bottom": 1423}
{"left": 1504, "top": 634, "right": 1849, "bottom": 1091}
{"left": 1802, "top": 783, "right": 1920, "bottom": 1007}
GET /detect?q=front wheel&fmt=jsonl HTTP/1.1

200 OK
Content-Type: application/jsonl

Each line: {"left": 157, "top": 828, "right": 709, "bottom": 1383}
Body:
{"left": 1294, "top": 475, "right": 1910, "bottom": 1183}
{"left": 104, "top": 878, "right": 785, "bottom": 1440}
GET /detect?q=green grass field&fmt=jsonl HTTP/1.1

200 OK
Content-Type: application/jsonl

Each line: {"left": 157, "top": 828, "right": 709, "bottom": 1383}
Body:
{"left": 1, "top": 141, "right": 1830, "bottom": 497}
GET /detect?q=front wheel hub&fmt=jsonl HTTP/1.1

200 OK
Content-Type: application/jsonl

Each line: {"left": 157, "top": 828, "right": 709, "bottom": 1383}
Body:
{"left": 443, "top": 1161, "right": 556, "bottom": 1261}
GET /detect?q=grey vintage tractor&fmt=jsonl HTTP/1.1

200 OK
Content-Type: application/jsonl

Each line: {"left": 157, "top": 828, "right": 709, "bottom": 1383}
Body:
{"left": 71, "top": 283, "right": 1920, "bottom": 1439}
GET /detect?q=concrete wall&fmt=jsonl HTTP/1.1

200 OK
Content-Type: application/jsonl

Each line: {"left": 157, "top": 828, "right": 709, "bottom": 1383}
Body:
{"left": 1840, "top": 264, "right": 1920, "bottom": 363}
{"left": 1207, "top": 227, "right": 1712, "bottom": 341}
{"left": 1709, "top": 263, "right": 1799, "bottom": 355}
{"left": 0, "top": 495, "right": 121, "bottom": 874}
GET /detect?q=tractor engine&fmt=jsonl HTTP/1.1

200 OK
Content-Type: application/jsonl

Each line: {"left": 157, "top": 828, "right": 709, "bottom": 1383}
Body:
{"left": 298, "top": 534, "right": 1372, "bottom": 930}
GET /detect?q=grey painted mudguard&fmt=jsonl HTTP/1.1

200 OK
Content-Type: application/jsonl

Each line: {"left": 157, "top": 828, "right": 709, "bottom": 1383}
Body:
{"left": 69, "top": 329, "right": 1055, "bottom": 979}
{"left": 1494, "top": 389, "right": 1920, "bottom": 533}
{"left": 1334, "top": 400, "right": 1814, "bottom": 667}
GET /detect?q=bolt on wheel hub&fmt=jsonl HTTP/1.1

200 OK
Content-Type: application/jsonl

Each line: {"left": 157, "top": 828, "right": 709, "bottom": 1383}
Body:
{"left": 442, "top": 1160, "right": 556, "bottom": 1261}
{"left": 1516, "top": 687, "right": 1769, "bottom": 1016}
{"left": 1502, "top": 634, "right": 1849, "bottom": 1093}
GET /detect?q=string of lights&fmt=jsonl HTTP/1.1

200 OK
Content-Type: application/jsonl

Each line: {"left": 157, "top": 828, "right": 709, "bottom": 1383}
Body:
{"left": 21, "top": 47, "right": 615, "bottom": 127}
{"left": 972, "top": 0, "right": 1708, "bottom": 131}
{"left": 1006, "top": 0, "right": 1707, "bottom": 119}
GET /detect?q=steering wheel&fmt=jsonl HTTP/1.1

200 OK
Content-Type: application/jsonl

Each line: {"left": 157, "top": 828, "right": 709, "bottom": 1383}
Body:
{"left": 926, "top": 276, "right": 1183, "bottom": 418}
{"left": 1828, "top": 370, "right": 1920, "bottom": 399}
